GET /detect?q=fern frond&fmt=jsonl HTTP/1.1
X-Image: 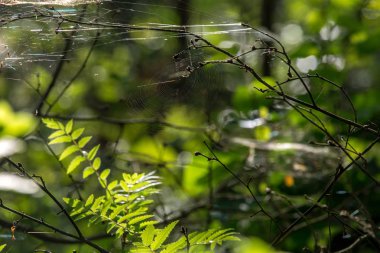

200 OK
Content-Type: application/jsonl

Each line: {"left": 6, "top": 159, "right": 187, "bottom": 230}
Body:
{"left": 151, "top": 220, "right": 179, "bottom": 250}
{"left": 141, "top": 225, "right": 155, "bottom": 246}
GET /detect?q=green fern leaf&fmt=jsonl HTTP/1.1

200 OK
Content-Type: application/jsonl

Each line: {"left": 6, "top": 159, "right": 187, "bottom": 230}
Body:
{"left": 151, "top": 220, "right": 178, "bottom": 250}
{"left": 78, "top": 136, "right": 92, "bottom": 148}
{"left": 42, "top": 118, "right": 62, "bottom": 130}
{"left": 88, "top": 144, "right": 100, "bottom": 160}
{"left": 141, "top": 224, "right": 155, "bottom": 247}
{"left": 65, "top": 119, "right": 73, "bottom": 134}
{"left": 70, "top": 206, "right": 85, "bottom": 217}
{"left": 139, "top": 220, "right": 159, "bottom": 228}
{"left": 67, "top": 156, "right": 86, "bottom": 174}
{"left": 128, "top": 214, "right": 154, "bottom": 225}
{"left": 91, "top": 196, "right": 105, "bottom": 212}
{"left": 89, "top": 215, "right": 100, "bottom": 225}
{"left": 161, "top": 236, "right": 187, "bottom": 253}
{"left": 59, "top": 145, "right": 79, "bottom": 161}
{"left": 0, "top": 244, "right": 6, "bottom": 252}
{"left": 107, "top": 180, "right": 118, "bottom": 191}
{"left": 117, "top": 209, "right": 146, "bottom": 224}
{"left": 100, "top": 169, "right": 110, "bottom": 180}
{"left": 48, "top": 130, "right": 65, "bottom": 139}
{"left": 106, "top": 223, "right": 117, "bottom": 234}
{"left": 206, "top": 228, "right": 233, "bottom": 242}
{"left": 49, "top": 135, "right": 72, "bottom": 145}
{"left": 100, "top": 200, "right": 112, "bottom": 216}
{"left": 114, "top": 226, "right": 127, "bottom": 238}
{"left": 215, "top": 235, "right": 240, "bottom": 242}
{"left": 83, "top": 167, "right": 95, "bottom": 179}
{"left": 131, "top": 245, "right": 151, "bottom": 253}
{"left": 71, "top": 128, "right": 85, "bottom": 140}
{"left": 63, "top": 198, "right": 81, "bottom": 208}
{"left": 85, "top": 194, "right": 94, "bottom": 207}
{"left": 98, "top": 177, "right": 107, "bottom": 188}
{"left": 99, "top": 169, "right": 110, "bottom": 188}
{"left": 189, "top": 230, "right": 212, "bottom": 245}
{"left": 92, "top": 157, "right": 101, "bottom": 170}
{"left": 109, "top": 204, "right": 128, "bottom": 219}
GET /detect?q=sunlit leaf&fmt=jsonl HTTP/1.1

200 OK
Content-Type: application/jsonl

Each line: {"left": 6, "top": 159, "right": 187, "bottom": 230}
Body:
{"left": 151, "top": 220, "right": 178, "bottom": 250}
{"left": 129, "top": 214, "right": 154, "bottom": 226}
{"left": 93, "top": 157, "right": 101, "bottom": 170}
{"left": 59, "top": 145, "right": 79, "bottom": 161}
{"left": 48, "top": 130, "right": 65, "bottom": 139}
{"left": 85, "top": 194, "right": 94, "bottom": 207}
{"left": 139, "top": 220, "right": 159, "bottom": 228}
{"left": 100, "top": 169, "right": 110, "bottom": 180}
{"left": 78, "top": 136, "right": 92, "bottom": 148}
{"left": 49, "top": 135, "right": 72, "bottom": 145}
{"left": 91, "top": 196, "right": 105, "bottom": 212}
{"left": 161, "top": 236, "right": 187, "bottom": 253}
{"left": 141, "top": 225, "right": 155, "bottom": 247}
{"left": 71, "top": 128, "right": 85, "bottom": 140}
{"left": 83, "top": 167, "right": 95, "bottom": 179}
{"left": 65, "top": 119, "right": 73, "bottom": 134}
{"left": 88, "top": 144, "right": 100, "bottom": 160}
{"left": 42, "top": 118, "right": 61, "bottom": 130}
{"left": 106, "top": 223, "right": 117, "bottom": 234}
{"left": 0, "top": 244, "right": 6, "bottom": 252}
{"left": 109, "top": 204, "right": 127, "bottom": 219}
{"left": 100, "top": 200, "right": 112, "bottom": 216}
{"left": 67, "top": 156, "right": 86, "bottom": 174}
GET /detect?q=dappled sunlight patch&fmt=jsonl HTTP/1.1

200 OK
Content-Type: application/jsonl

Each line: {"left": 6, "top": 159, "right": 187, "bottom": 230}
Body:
{"left": 0, "top": 173, "right": 40, "bottom": 194}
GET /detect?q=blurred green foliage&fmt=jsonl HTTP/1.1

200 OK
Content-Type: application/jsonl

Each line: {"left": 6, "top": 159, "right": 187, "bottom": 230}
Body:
{"left": 0, "top": 0, "right": 380, "bottom": 252}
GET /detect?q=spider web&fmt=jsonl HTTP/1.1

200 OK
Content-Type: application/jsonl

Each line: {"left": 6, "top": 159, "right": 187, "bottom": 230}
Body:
{"left": 0, "top": 0, "right": 342, "bottom": 172}
{"left": 0, "top": 0, "right": 266, "bottom": 140}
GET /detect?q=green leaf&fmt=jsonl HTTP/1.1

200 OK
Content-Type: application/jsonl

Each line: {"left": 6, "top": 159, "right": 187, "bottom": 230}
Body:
{"left": 117, "top": 209, "right": 146, "bottom": 224}
{"left": 109, "top": 204, "right": 127, "bottom": 219}
{"left": 67, "top": 156, "right": 86, "bottom": 174}
{"left": 161, "top": 236, "right": 187, "bottom": 253}
{"left": 63, "top": 198, "right": 81, "bottom": 208}
{"left": 100, "top": 200, "right": 112, "bottom": 216}
{"left": 59, "top": 145, "right": 79, "bottom": 161}
{"left": 139, "top": 220, "right": 159, "bottom": 228}
{"left": 151, "top": 220, "right": 179, "bottom": 250}
{"left": 0, "top": 244, "right": 6, "bottom": 252}
{"left": 216, "top": 235, "right": 240, "bottom": 242}
{"left": 189, "top": 230, "right": 214, "bottom": 244}
{"left": 78, "top": 136, "right": 92, "bottom": 148}
{"left": 71, "top": 128, "right": 85, "bottom": 140}
{"left": 92, "top": 157, "right": 101, "bottom": 170}
{"left": 83, "top": 167, "right": 95, "bottom": 179}
{"left": 131, "top": 245, "right": 151, "bottom": 253}
{"left": 208, "top": 229, "right": 234, "bottom": 242}
{"left": 49, "top": 135, "right": 71, "bottom": 145}
{"left": 100, "top": 169, "right": 110, "bottom": 181}
{"left": 42, "top": 118, "right": 61, "bottom": 130}
{"left": 106, "top": 223, "right": 117, "bottom": 234}
{"left": 91, "top": 196, "right": 105, "bottom": 212}
{"left": 108, "top": 180, "right": 118, "bottom": 191}
{"left": 48, "top": 130, "right": 65, "bottom": 139}
{"left": 128, "top": 214, "right": 154, "bottom": 225}
{"left": 65, "top": 119, "right": 73, "bottom": 134}
{"left": 88, "top": 144, "right": 100, "bottom": 160}
{"left": 114, "top": 226, "right": 127, "bottom": 238}
{"left": 85, "top": 194, "right": 94, "bottom": 207}
{"left": 99, "top": 177, "right": 107, "bottom": 189}
{"left": 141, "top": 225, "right": 155, "bottom": 247}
